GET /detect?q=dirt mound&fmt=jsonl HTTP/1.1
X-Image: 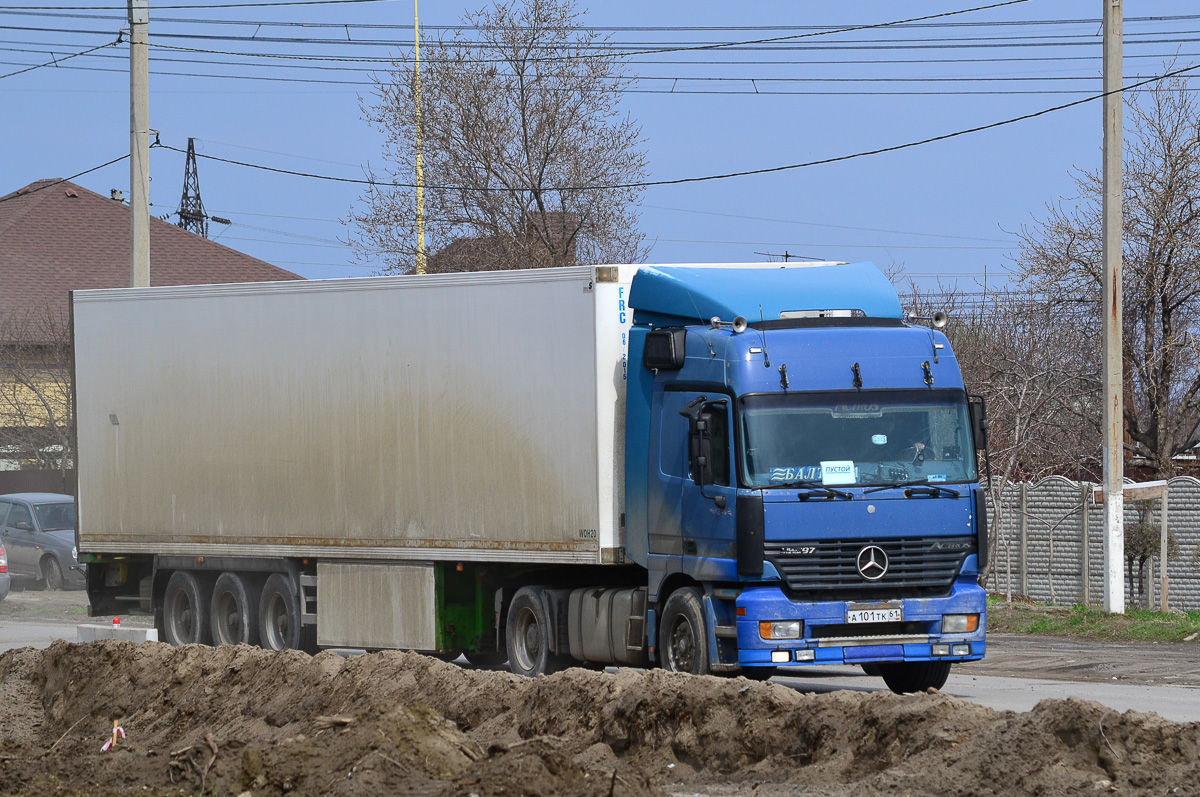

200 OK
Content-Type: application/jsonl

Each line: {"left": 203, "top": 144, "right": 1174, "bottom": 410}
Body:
{"left": 0, "top": 641, "right": 1197, "bottom": 796}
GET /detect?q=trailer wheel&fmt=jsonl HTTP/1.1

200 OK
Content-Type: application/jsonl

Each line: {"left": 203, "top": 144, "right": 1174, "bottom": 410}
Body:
{"left": 658, "top": 587, "right": 710, "bottom": 675}
{"left": 259, "top": 573, "right": 302, "bottom": 651}
{"left": 210, "top": 572, "right": 260, "bottom": 646}
{"left": 505, "top": 587, "right": 567, "bottom": 677}
{"left": 878, "top": 661, "right": 952, "bottom": 694}
{"left": 163, "top": 571, "right": 211, "bottom": 646}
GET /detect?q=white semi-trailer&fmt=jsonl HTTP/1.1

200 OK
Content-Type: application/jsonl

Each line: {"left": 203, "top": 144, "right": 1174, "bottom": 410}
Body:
{"left": 73, "top": 263, "right": 988, "bottom": 692}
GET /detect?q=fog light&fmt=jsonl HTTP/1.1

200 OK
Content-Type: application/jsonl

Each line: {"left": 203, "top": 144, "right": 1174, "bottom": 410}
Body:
{"left": 952, "top": 643, "right": 971, "bottom": 656}
{"left": 931, "top": 644, "right": 950, "bottom": 656}
{"left": 942, "top": 614, "right": 979, "bottom": 634}
{"left": 759, "top": 620, "right": 802, "bottom": 640}
{"left": 794, "top": 649, "right": 815, "bottom": 662}
{"left": 770, "top": 650, "right": 791, "bottom": 663}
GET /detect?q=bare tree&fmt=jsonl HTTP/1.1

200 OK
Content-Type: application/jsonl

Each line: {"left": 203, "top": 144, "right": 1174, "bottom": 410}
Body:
{"left": 903, "top": 283, "right": 1098, "bottom": 587}
{"left": 348, "top": 0, "right": 648, "bottom": 273}
{"left": 1016, "top": 72, "right": 1200, "bottom": 477}
{"left": 0, "top": 309, "right": 73, "bottom": 472}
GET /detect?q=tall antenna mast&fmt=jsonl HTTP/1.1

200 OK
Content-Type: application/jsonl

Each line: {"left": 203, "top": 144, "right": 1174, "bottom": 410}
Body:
{"left": 176, "top": 137, "right": 208, "bottom": 238}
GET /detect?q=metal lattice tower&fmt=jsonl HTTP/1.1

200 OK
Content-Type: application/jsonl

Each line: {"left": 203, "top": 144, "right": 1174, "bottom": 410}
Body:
{"left": 176, "top": 137, "right": 208, "bottom": 238}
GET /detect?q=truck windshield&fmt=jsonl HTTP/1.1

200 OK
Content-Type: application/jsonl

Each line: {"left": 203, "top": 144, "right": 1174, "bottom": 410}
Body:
{"left": 740, "top": 389, "right": 977, "bottom": 489}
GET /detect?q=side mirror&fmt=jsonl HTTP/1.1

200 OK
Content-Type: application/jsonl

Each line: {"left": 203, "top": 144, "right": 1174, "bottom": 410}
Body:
{"left": 967, "top": 395, "right": 989, "bottom": 451}
{"left": 15, "top": 521, "right": 32, "bottom": 531}
{"left": 680, "top": 396, "right": 728, "bottom": 507}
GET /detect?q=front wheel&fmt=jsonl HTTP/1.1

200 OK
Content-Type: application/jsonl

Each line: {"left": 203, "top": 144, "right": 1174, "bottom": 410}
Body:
{"left": 657, "top": 587, "right": 711, "bottom": 675}
{"left": 878, "top": 661, "right": 952, "bottom": 694}
{"left": 42, "top": 557, "right": 64, "bottom": 591}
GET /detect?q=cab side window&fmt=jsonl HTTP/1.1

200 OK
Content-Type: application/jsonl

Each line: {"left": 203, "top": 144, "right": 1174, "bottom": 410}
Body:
{"left": 0, "top": 500, "right": 10, "bottom": 526}
{"left": 7, "top": 503, "right": 32, "bottom": 529}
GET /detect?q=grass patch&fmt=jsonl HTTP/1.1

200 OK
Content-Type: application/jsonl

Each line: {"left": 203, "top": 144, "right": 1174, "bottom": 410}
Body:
{"left": 986, "top": 596, "right": 1200, "bottom": 643}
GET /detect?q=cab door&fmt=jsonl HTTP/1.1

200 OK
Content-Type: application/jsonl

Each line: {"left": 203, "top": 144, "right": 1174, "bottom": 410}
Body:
{"left": 678, "top": 394, "right": 737, "bottom": 572}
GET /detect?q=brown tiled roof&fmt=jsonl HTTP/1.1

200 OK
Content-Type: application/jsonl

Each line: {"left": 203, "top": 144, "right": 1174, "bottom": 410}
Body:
{"left": 0, "top": 179, "right": 302, "bottom": 333}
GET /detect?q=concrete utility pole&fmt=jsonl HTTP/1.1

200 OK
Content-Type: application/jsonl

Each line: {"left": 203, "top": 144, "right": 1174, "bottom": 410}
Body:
{"left": 128, "top": 0, "right": 150, "bottom": 288}
{"left": 413, "top": 0, "right": 427, "bottom": 275}
{"left": 1101, "top": 0, "right": 1125, "bottom": 613}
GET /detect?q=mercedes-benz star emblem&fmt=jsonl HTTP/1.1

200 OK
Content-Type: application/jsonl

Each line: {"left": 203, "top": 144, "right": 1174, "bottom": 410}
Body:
{"left": 856, "top": 545, "right": 889, "bottom": 581}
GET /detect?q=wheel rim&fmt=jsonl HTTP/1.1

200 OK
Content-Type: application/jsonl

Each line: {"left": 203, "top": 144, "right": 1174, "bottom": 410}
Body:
{"left": 511, "top": 606, "right": 541, "bottom": 672}
{"left": 669, "top": 616, "right": 696, "bottom": 672}
{"left": 264, "top": 592, "right": 289, "bottom": 649}
{"left": 169, "top": 588, "right": 194, "bottom": 643}
{"left": 215, "top": 591, "right": 242, "bottom": 643}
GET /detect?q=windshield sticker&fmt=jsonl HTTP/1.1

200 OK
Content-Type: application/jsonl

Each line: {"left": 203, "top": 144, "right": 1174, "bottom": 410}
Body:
{"left": 872, "top": 434, "right": 888, "bottom": 445}
{"left": 821, "top": 460, "right": 856, "bottom": 485}
{"left": 770, "top": 466, "right": 821, "bottom": 482}
{"left": 830, "top": 403, "right": 883, "bottom": 418}
{"left": 927, "top": 474, "right": 947, "bottom": 482}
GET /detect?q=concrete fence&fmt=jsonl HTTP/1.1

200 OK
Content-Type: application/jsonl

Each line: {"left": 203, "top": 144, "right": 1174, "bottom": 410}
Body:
{"left": 992, "top": 475, "right": 1200, "bottom": 611}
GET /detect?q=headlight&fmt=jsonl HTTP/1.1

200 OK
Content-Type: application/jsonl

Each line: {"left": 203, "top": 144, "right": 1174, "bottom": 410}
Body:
{"left": 759, "top": 620, "right": 802, "bottom": 640}
{"left": 942, "top": 614, "right": 979, "bottom": 634}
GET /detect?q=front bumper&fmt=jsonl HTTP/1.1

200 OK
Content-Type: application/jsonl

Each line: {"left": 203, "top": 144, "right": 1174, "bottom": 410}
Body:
{"left": 735, "top": 575, "right": 986, "bottom": 667}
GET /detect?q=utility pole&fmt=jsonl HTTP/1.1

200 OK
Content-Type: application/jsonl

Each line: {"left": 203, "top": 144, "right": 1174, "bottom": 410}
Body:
{"left": 413, "top": 0, "right": 427, "bottom": 275}
{"left": 177, "top": 138, "right": 208, "bottom": 238}
{"left": 1101, "top": 0, "right": 1125, "bottom": 613}
{"left": 128, "top": 0, "right": 150, "bottom": 287}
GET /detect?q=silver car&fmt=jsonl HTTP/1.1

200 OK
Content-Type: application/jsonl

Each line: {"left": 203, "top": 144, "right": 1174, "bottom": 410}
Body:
{"left": 0, "top": 493, "right": 83, "bottom": 590}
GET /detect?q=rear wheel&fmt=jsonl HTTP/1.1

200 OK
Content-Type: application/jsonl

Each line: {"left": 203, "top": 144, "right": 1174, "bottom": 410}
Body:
{"left": 210, "top": 572, "right": 260, "bottom": 646}
{"left": 163, "top": 571, "right": 211, "bottom": 646}
{"left": 42, "top": 558, "right": 64, "bottom": 591}
{"left": 878, "top": 661, "right": 952, "bottom": 694}
{"left": 658, "top": 587, "right": 711, "bottom": 675}
{"left": 259, "top": 573, "right": 302, "bottom": 651}
{"left": 505, "top": 587, "right": 568, "bottom": 677}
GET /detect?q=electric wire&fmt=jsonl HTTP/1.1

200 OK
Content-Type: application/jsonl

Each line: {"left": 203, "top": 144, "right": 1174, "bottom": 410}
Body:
{"left": 147, "top": 59, "right": 1200, "bottom": 192}
{"left": 0, "top": 154, "right": 128, "bottom": 204}
{"left": 0, "top": 34, "right": 117, "bottom": 79}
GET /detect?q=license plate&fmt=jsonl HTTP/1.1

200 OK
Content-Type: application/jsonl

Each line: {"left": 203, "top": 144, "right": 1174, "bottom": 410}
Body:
{"left": 846, "top": 608, "right": 903, "bottom": 624}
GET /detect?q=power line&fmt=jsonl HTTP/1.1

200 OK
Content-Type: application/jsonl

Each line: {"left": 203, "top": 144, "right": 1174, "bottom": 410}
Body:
{"left": 0, "top": 154, "right": 128, "bottom": 204}
{"left": 0, "top": 34, "right": 117, "bottom": 79}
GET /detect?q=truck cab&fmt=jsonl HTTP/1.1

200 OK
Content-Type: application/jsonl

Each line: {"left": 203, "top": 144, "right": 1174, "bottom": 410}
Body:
{"left": 625, "top": 262, "right": 987, "bottom": 692}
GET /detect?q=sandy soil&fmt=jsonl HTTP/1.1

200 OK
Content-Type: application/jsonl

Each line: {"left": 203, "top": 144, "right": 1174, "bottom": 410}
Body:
{"left": 0, "top": 640, "right": 1198, "bottom": 797}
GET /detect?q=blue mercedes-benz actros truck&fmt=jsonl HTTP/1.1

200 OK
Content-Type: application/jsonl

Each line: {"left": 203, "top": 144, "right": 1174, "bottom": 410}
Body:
{"left": 76, "top": 261, "right": 986, "bottom": 693}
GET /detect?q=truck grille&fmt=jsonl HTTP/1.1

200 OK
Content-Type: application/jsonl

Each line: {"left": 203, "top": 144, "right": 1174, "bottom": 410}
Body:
{"left": 764, "top": 536, "right": 974, "bottom": 602}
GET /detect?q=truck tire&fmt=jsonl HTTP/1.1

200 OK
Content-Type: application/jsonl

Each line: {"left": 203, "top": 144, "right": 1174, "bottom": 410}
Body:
{"left": 163, "top": 571, "right": 212, "bottom": 646}
{"left": 42, "top": 557, "right": 64, "bottom": 591}
{"left": 658, "top": 587, "right": 711, "bottom": 675}
{"left": 259, "top": 573, "right": 302, "bottom": 651}
{"left": 879, "top": 661, "right": 952, "bottom": 694}
{"left": 210, "top": 572, "right": 260, "bottom": 646}
{"left": 505, "top": 587, "right": 568, "bottom": 677}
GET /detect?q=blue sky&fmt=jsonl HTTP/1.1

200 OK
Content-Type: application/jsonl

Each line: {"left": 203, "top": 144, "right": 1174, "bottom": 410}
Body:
{"left": 2, "top": 0, "right": 1194, "bottom": 292}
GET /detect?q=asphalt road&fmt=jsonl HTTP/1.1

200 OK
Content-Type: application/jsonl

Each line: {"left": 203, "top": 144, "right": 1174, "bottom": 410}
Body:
{"left": 2, "top": 586, "right": 1197, "bottom": 722}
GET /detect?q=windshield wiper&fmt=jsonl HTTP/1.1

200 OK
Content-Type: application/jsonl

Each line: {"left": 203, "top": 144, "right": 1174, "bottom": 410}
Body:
{"left": 863, "top": 478, "right": 960, "bottom": 497}
{"left": 769, "top": 479, "right": 853, "bottom": 499}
